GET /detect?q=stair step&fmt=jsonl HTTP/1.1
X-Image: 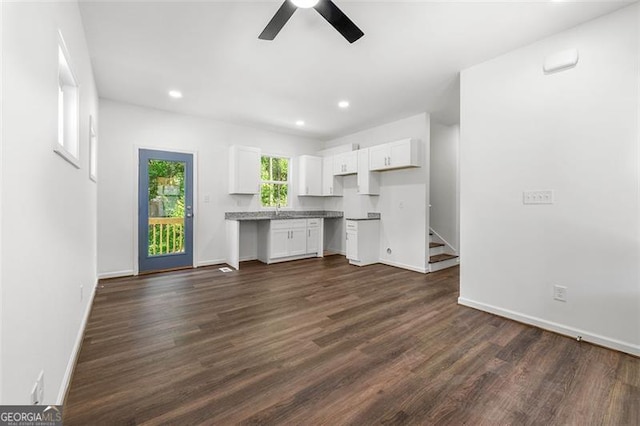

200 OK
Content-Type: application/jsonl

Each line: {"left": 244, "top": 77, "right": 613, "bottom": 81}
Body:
{"left": 429, "top": 253, "right": 458, "bottom": 264}
{"left": 429, "top": 242, "right": 444, "bottom": 249}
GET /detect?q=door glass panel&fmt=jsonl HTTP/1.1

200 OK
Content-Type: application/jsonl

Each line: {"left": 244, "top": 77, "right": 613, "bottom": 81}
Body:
{"left": 147, "top": 159, "right": 185, "bottom": 257}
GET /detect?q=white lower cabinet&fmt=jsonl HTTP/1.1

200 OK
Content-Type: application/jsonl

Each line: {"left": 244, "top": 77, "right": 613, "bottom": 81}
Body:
{"left": 345, "top": 219, "right": 380, "bottom": 266}
{"left": 306, "top": 218, "right": 321, "bottom": 254}
{"left": 258, "top": 218, "right": 323, "bottom": 263}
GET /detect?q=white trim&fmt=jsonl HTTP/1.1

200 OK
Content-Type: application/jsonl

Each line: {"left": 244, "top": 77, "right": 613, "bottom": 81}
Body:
{"left": 55, "top": 30, "right": 80, "bottom": 168}
{"left": 379, "top": 260, "right": 428, "bottom": 274}
{"left": 239, "top": 256, "right": 258, "bottom": 262}
{"left": 133, "top": 146, "right": 199, "bottom": 275}
{"left": 458, "top": 297, "right": 640, "bottom": 357}
{"left": 196, "top": 259, "right": 227, "bottom": 267}
{"left": 259, "top": 153, "right": 292, "bottom": 209}
{"left": 56, "top": 279, "right": 98, "bottom": 404}
{"left": 97, "top": 270, "right": 134, "bottom": 280}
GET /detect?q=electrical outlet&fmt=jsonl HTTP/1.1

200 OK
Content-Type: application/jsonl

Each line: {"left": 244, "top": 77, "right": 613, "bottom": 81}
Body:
{"left": 31, "top": 371, "right": 44, "bottom": 404}
{"left": 554, "top": 285, "right": 567, "bottom": 302}
{"left": 523, "top": 190, "right": 554, "bottom": 205}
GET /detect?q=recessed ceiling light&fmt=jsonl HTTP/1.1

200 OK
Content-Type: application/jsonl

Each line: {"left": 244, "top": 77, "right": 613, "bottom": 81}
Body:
{"left": 338, "top": 100, "right": 350, "bottom": 109}
{"left": 292, "top": 0, "right": 319, "bottom": 8}
{"left": 296, "top": 120, "right": 305, "bottom": 126}
{"left": 168, "top": 90, "right": 183, "bottom": 99}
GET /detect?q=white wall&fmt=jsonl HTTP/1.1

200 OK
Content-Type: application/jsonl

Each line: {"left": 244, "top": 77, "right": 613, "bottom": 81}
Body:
{"left": 460, "top": 4, "right": 640, "bottom": 355}
{"left": 2, "top": 1, "right": 99, "bottom": 403}
{"left": 430, "top": 121, "right": 460, "bottom": 252}
{"left": 98, "top": 100, "right": 325, "bottom": 276}
{"left": 323, "top": 113, "right": 431, "bottom": 273}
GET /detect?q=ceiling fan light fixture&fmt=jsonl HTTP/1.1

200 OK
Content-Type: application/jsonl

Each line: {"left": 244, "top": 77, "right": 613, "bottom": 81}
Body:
{"left": 291, "top": 0, "right": 319, "bottom": 8}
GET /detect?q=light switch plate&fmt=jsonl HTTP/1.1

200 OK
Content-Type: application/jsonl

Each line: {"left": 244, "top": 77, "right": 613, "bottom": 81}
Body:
{"left": 523, "top": 190, "right": 554, "bottom": 205}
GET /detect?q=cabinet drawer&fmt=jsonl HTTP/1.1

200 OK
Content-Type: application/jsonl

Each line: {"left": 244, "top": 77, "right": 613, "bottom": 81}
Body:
{"left": 346, "top": 220, "right": 358, "bottom": 231}
{"left": 272, "top": 219, "right": 307, "bottom": 229}
{"left": 307, "top": 218, "right": 320, "bottom": 227}
{"left": 271, "top": 220, "right": 291, "bottom": 230}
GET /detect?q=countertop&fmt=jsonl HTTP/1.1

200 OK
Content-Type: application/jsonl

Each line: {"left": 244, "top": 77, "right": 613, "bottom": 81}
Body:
{"left": 225, "top": 210, "right": 344, "bottom": 221}
{"left": 345, "top": 213, "right": 381, "bottom": 221}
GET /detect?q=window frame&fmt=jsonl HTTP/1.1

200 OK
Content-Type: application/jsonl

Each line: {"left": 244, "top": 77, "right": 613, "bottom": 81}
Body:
{"left": 54, "top": 31, "right": 81, "bottom": 169}
{"left": 260, "top": 153, "right": 291, "bottom": 209}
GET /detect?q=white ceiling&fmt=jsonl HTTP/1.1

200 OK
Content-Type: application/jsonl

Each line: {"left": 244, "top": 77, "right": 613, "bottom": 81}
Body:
{"left": 78, "top": 0, "right": 633, "bottom": 140}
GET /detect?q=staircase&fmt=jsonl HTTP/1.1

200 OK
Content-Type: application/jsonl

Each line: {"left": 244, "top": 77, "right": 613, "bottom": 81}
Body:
{"left": 428, "top": 230, "right": 459, "bottom": 272}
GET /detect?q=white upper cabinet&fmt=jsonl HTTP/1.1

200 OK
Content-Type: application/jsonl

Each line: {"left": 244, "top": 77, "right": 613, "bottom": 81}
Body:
{"left": 322, "top": 156, "right": 343, "bottom": 196}
{"left": 369, "top": 138, "right": 420, "bottom": 171}
{"left": 356, "top": 148, "right": 380, "bottom": 195}
{"left": 333, "top": 151, "right": 358, "bottom": 175}
{"left": 298, "top": 155, "right": 322, "bottom": 196}
{"left": 229, "top": 145, "right": 260, "bottom": 194}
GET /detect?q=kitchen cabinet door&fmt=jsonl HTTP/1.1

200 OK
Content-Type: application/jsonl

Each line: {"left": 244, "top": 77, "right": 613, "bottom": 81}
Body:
{"left": 356, "top": 148, "right": 380, "bottom": 195}
{"left": 289, "top": 228, "right": 308, "bottom": 256}
{"left": 298, "top": 155, "right": 322, "bottom": 196}
{"left": 333, "top": 151, "right": 358, "bottom": 175}
{"left": 270, "top": 228, "right": 290, "bottom": 259}
{"left": 307, "top": 226, "right": 319, "bottom": 254}
{"left": 369, "top": 145, "right": 389, "bottom": 171}
{"left": 346, "top": 231, "right": 358, "bottom": 261}
{"left": 229, "top": 146, "right": 260, "bottom": 194}
{"left": 322, "top": 157, "right": 343, "bottom": 196}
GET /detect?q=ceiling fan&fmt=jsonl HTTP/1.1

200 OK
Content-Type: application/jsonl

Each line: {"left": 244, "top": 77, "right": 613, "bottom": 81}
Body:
{"left": 259, "top": 0, "right": 364, "bottom": 44}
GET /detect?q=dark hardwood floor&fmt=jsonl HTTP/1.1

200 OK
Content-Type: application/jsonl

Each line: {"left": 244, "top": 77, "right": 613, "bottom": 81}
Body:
{"left": 64, "top": 257, "right": 639, "bottom": 425}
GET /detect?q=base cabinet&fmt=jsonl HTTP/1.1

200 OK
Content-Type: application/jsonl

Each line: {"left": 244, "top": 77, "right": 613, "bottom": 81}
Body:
{"left": 306, "top": 218, "right": 321, "bottom": 254}
{"left": 345, "top": 219, "right": 379, "bottom": 266}
{"left": 258, "top": 218, "right": 324, "bottom": 263}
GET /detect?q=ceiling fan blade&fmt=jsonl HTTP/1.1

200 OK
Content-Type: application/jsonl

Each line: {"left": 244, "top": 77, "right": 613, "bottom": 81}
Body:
{"left": 313, "top": 0, "right": 364, "bottom": 43}
{"left": 259, "top": 1, "right": 298, "bottom": 40}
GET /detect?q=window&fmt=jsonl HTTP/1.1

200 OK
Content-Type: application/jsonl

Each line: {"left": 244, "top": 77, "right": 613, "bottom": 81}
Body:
{"left": 260, "top": 155, "right": 290, "bottom": 208}
{"left": 55, "top": 32, "right": 80, "bottom": 168}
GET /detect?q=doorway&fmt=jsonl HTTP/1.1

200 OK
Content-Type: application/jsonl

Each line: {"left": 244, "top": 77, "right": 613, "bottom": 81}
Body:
{"left": 138, "top": 149, "right": 194, "bottom": 273}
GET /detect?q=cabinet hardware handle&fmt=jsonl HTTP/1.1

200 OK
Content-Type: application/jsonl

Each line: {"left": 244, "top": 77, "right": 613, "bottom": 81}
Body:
{"left": 346, "top": 233, "right": 348, "bottom": 240}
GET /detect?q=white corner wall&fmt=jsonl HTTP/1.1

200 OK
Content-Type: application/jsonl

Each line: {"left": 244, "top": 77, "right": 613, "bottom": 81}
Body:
{"left": 2, "top": 1, "right": 99, "bottom": 403}
{"left": 460, "top": 4, "right": 640, "bottom": 355}
{"left": 323, "top": 113, "right": 431, "bottom": 273}
{"left": 98, "top": 100, "right": 325, "bottom": 277}
{"left": 430, "top": 121, "right": 460, "bottom": 252}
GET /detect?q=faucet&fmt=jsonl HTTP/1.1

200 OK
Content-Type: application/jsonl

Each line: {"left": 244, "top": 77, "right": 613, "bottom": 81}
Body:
{"left": 275, "top": 203, "right": 281, "bottom": 216}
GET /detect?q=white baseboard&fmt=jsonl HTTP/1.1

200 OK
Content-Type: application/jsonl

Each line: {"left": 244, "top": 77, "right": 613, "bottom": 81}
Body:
{"left": 196, "top": 258, "right": 226, "bottom": 267}
{"left": 239, "top": 256, "right": 258, "bottom": 262}
{"left": 379, "top": 260, "right": 428, "bottom": 274}
{"left": 458, "top": 297, "right": 640, "bottom": 357}
{"left": 97, "top": 270, "right": 134, "bottom": 280}
{"left": 57, "top": 278, "right": 98, "bottom": 404}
